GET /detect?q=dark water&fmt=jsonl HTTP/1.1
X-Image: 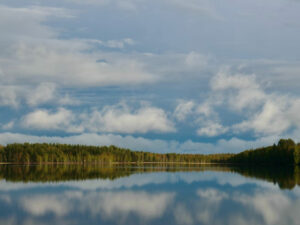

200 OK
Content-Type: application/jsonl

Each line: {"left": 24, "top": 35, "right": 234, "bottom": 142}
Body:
{"left": 0, "top": 164, "right": 299, "bottom": 225}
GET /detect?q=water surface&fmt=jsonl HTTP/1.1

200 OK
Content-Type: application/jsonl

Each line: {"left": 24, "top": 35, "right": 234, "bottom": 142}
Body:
{"left": 0, "top": 165, "right": 299, "bottom": 225}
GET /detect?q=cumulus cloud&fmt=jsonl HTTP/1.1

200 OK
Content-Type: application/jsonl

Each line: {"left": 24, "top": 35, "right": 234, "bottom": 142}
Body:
{"left": 211, "top": 70, "right": 266, "bottom": 111}
{"left": 0, "top": 86, "right": 19, "bottom": 107}
{"left": 0, "top": 83, "right": 77, "bottom": 108}
{"left": 20, "top": 103, "right": 175, "bottom": 134}
{"left": 184, "top": 69, "right": 300, "bottom": 137}
{"left": 22, "top": 108, "right": 80, "bottom": 132}
{"left": 2, "top": 121, "right": 15, "bottom": 130}
{"left": 218, "top": 72, "right": 300, "bottom": 136}
{"left": 174, "top": 100, "right": 195, "bottom": 121}
{"left": 84, "top": 103, "right": 176, "bottom": 134}
{"left": 26, "top": 83, "right": 56, "bottom": 106}
{"left": 197, "top": 121, "right": 228, "bottom": 137}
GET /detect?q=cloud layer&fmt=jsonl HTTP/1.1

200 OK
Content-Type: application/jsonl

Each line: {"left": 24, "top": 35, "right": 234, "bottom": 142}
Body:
{"left": 0, "top": 0, "right": 300, "bottom": 153}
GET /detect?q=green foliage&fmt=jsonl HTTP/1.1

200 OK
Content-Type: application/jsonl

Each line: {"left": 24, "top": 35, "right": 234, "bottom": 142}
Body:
{"left": 0, "top": 143, "right": 233, "bottom": 164}
{"left": 0, "top": 138, "right": 299, "bottom": 165}
{"left": 294, "top": 145, "right": 300, "bottom": 165}
{"left": 229, "top": 139, "right": 297, "bottom": 165}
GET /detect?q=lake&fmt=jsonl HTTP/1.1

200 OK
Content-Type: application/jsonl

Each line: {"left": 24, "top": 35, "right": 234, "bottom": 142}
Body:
{"left": 0, "top": 164, "right": 299, "bottom": 225}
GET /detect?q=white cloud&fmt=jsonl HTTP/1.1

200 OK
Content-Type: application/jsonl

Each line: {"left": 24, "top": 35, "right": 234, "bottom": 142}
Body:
{"left": 0, "top": 86, "right": 19, "bottom": 107}
{"left": 196, "top": 101, "right": 217, "bottom": 117}
{"left": 2, "top": 42, "right": 155, "bottom": 88}
{"left": 0, "top": 83, "right": 77, "bottom": 108}
{"left": 174, "top": 100, "right": 195, "bottom": 121}
{"left": 22, "top": 108, "right": 80, "bottom": 132}
{"left": 211, "top": 70, "right": 266, "bottom": 111}
{"left": 2, "top": 121, "right": 14, "bottom": 130}
{"left": 185, "top": 51, "right": 209, "bottom": 69}
{"left": 197, "top": 121, "right": 228, "bottom": 137}
{"left": 84, "top": 103, "right": 176, "bottom": 133}
{"left": 187, "top": 69, "right": 300, "bottom": 137}
{"left": 0, "top": 5, "right": 65, "bottom": 43}
{"left": 234, "top": 100, "right": 291, "bottom": 135}
{"left": 26, "top": 83, "right": 56, "bottom": 106}
{"left": 0, "top": 5, "right": 156, "bottom": 89}
{"left": 20, "top": 103, "right": 175, "bottom": 134}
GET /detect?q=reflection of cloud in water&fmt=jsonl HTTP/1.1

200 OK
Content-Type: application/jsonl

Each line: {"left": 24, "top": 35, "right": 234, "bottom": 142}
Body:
{"left": 78, "top": 191, "right": 175, "bottom": 220}
{"left": 0, "top": 217, "right": 16, "bottom": 225}
{"left": 174, "top": 204, "right": 193, "bottom": 225}
{"left": 0, "top": 194, "right": 11, "bottom": 204}
{"left": 197, "top": 188, "right": 228, "bottom": 203}
{"left": 19, "top": 191, "right": 175, "bottom": 222}
{"left": 20, "top": 195, "right": 70, "bottom": 217}
{"left": 174, "top": 188, "right": 300, "bottom": 225}
{"left": 1, "top": 171, "right": 300, "bottom": 225}
{"left": 0, "top": 171, "right": 277, "bottom": 191}
{"left": 233, "top": 190, "right": 300, "bottom": 225}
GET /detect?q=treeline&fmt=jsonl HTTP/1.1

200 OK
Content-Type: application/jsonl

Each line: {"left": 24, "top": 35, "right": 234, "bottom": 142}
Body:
{"left": 0, "top": 138, "right": 299, "bottom": 165}
{"left": 228, "top": 139, "right": 300, "bottom": 165}
{"left": 0, "top": 143, "right": 233, "bottom": 164}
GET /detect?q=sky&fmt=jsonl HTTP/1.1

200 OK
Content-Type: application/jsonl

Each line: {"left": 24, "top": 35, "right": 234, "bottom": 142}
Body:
{"left": 1, "top": 0, "right": 300, "bottom": 153}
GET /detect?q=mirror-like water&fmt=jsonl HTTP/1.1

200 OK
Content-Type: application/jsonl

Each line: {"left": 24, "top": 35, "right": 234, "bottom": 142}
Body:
{"left": 0, "top": 165, "right": 299, "bottom": 225}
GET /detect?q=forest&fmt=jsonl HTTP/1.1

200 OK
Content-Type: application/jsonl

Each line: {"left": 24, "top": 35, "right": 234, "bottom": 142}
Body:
{"left": 0, "top": 138, "right": 299, "bottom": 165}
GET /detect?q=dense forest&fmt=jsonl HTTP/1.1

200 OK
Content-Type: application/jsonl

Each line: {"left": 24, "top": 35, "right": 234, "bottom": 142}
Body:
{"left": 0, "top": 138, "right": 299, "bottom": 165}
{"left": 0, "top": 143, "right": 233, "bottom": 164}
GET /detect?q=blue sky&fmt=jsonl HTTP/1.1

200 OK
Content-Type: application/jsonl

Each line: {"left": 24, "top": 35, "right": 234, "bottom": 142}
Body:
{"left": 1, "top": 0, "right": 300, "bottom": 153}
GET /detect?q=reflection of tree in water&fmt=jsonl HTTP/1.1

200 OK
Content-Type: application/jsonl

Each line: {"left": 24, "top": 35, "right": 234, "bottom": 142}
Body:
{"left": 229, "top": 165, "right": 300, "bottom": 190}
{"left": 0, "top": 164, "right": 299, "bottom": 190}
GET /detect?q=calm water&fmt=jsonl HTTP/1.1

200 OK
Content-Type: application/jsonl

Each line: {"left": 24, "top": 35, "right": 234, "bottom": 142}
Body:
{"left": 0, "top": 165, "right": 299, "bottom": 225}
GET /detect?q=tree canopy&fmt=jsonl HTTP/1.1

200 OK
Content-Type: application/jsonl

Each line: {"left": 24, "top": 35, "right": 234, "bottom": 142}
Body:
{"left": 0, "top": 139, "right": 299, "bottom": 165}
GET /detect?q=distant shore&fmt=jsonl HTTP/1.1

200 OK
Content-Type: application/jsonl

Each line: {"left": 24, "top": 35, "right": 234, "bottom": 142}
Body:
{"left": 1, "top": 139, "right": 299, "bottom": 165}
